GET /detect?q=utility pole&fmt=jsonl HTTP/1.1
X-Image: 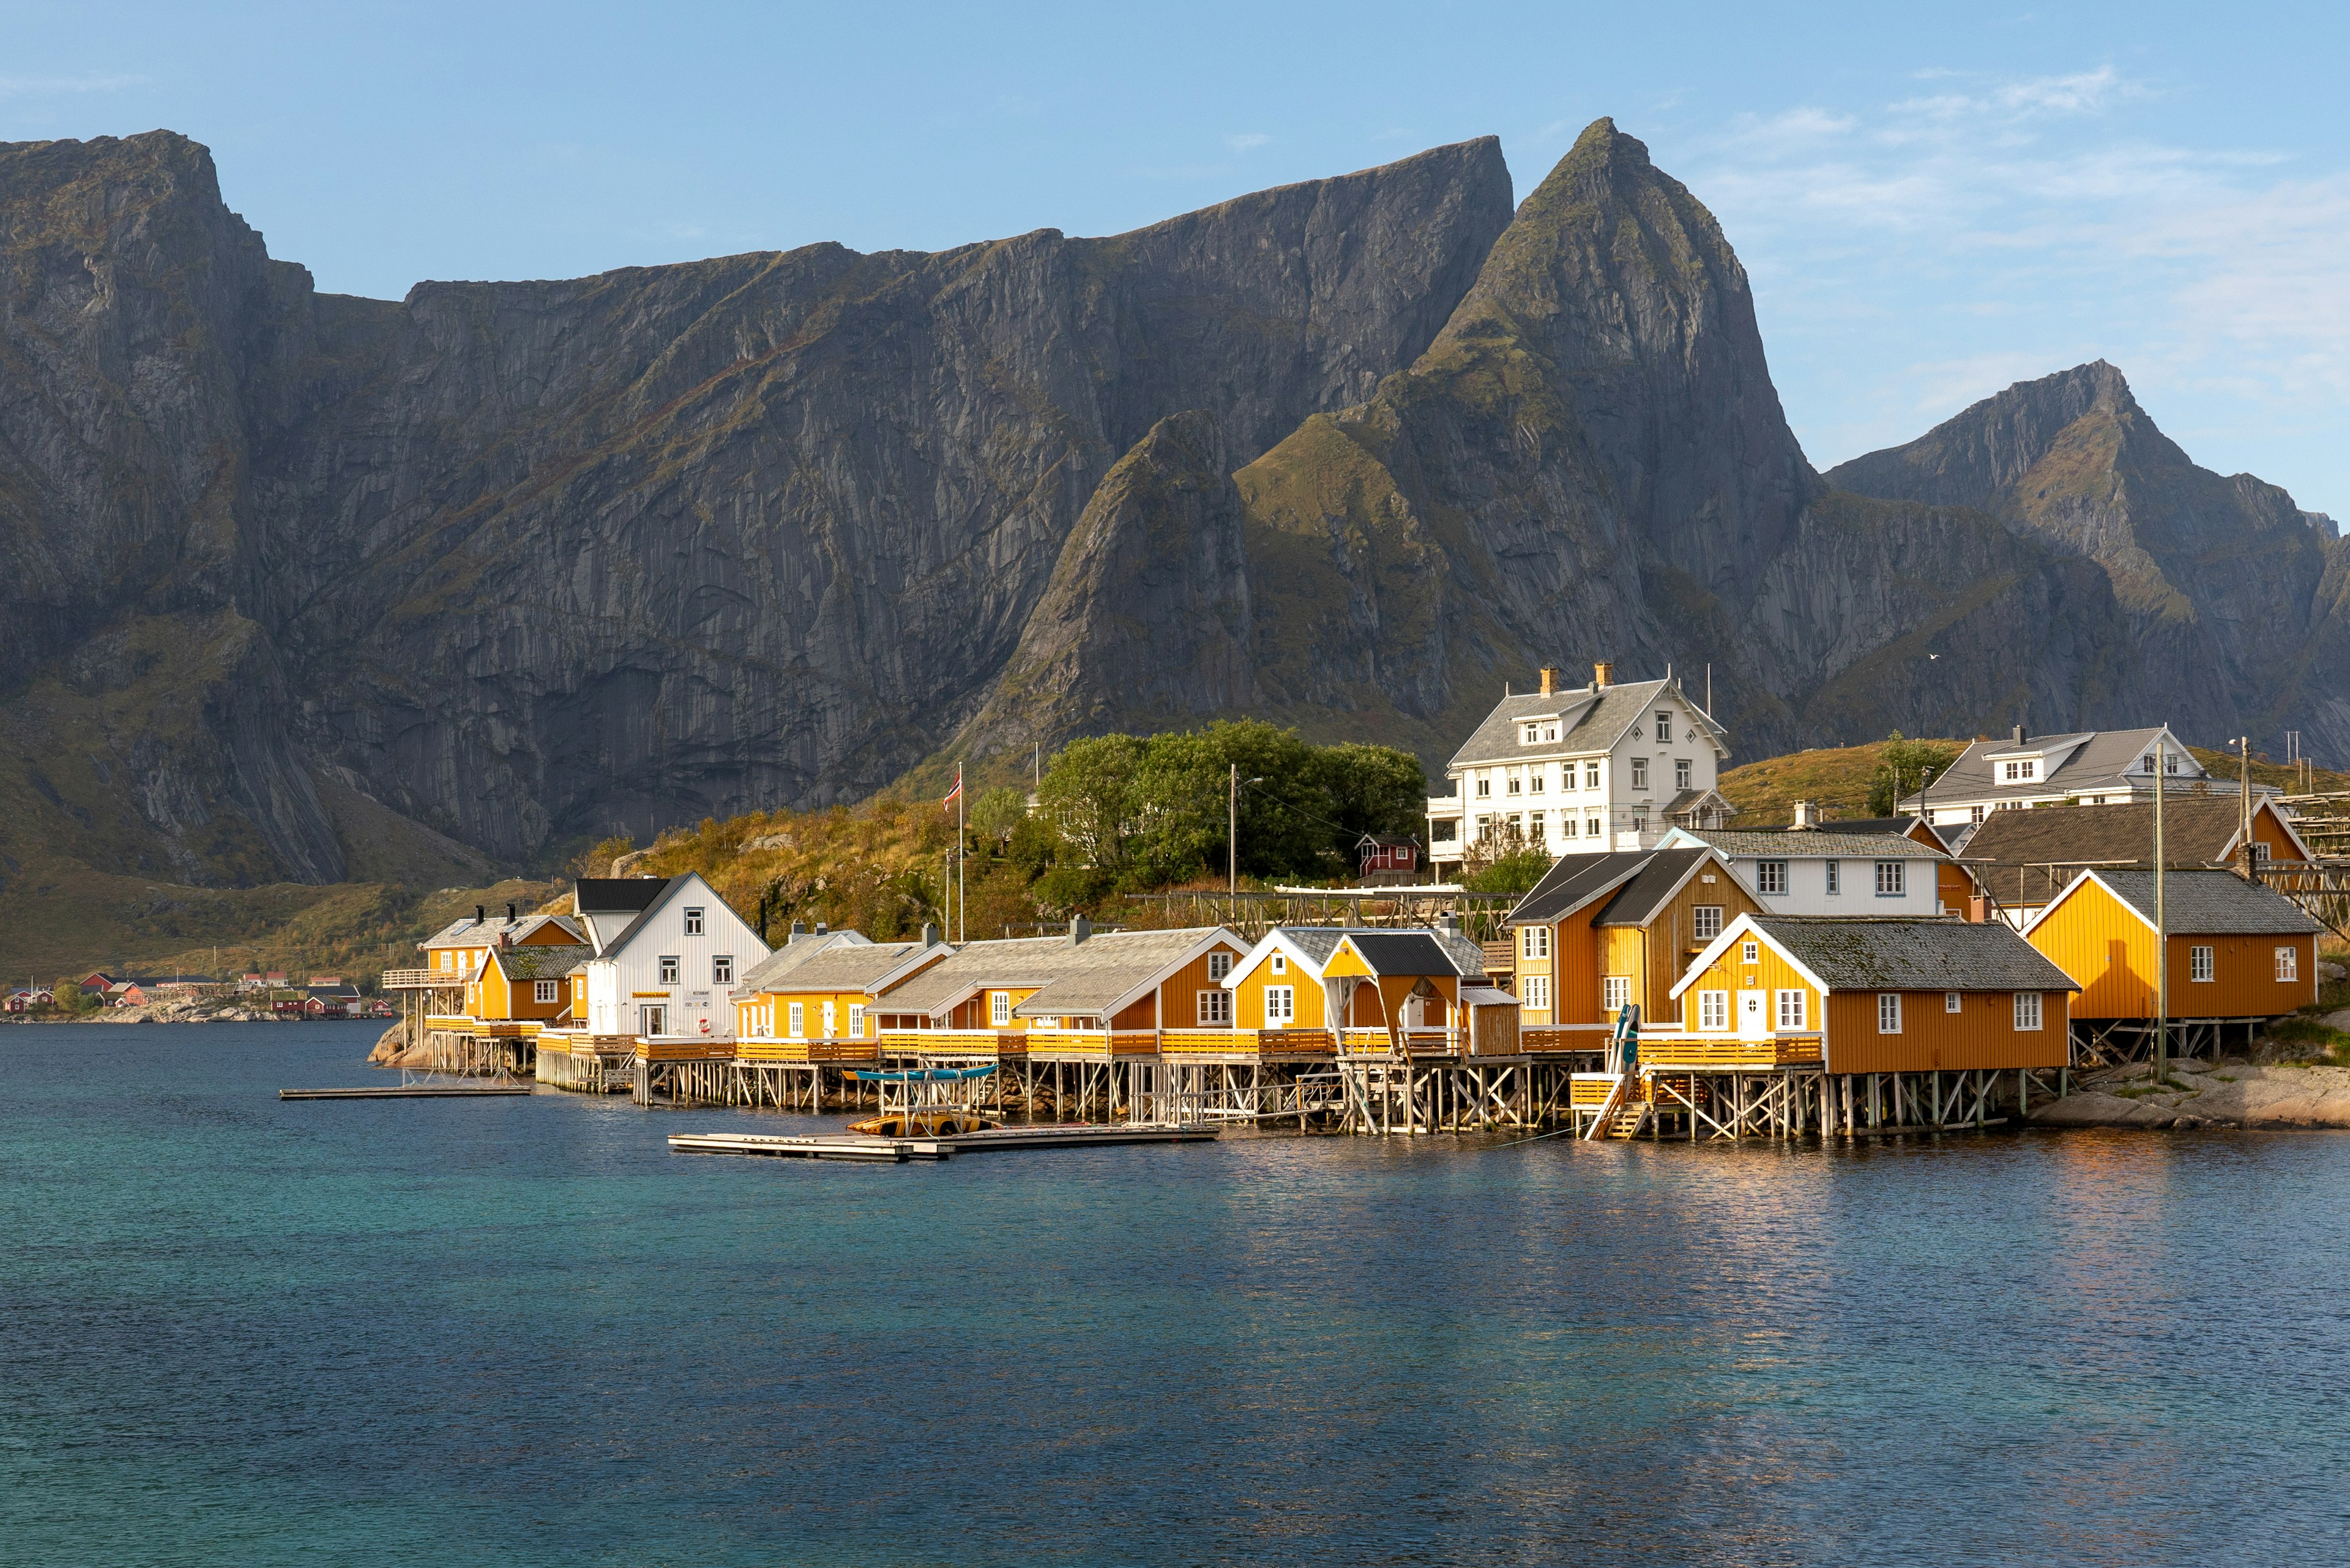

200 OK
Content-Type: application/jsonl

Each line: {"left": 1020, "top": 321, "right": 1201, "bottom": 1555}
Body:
{"left": 2154, "top": 753, "right": 2168, "bottom": 1086}
{"left": 1229, "top": 763, "right": 1239, "bottom": 897}
{"left": 2239, "top": 736, "right": 2253, "bottom": 879}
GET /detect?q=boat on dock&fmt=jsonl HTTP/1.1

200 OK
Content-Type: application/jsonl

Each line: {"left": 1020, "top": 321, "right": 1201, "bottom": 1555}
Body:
{"left": 843, "top": 1063, "right": 1002, "bottom": 1137}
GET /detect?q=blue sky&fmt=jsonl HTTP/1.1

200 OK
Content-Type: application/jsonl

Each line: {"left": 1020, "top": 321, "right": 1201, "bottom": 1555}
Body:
{"left": 7, "top": 1, "right": 2346, "bottom": 511}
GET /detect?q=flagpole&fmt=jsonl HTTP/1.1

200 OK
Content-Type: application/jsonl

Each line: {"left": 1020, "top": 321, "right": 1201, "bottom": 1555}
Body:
{"left": 957, "top": 765, "right": 966, "bottom": 944}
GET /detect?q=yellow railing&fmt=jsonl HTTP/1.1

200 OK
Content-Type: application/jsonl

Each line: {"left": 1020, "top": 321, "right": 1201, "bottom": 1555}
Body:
{"left": 1640, "top": 1036, "right": 1823, "bottom": 1070}
{"left": 1569, "top": 1073, "right": 1619, "bottom": 1107}
{"left": 737, "top": 1037, "right": 878, "bottom": 1062}
{"left": 877, "top": 1029, "right": 1027, "bottom": 1057}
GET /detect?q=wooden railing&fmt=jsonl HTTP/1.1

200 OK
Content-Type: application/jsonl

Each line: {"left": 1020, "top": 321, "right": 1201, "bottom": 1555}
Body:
{"left": 1569, "top": 1073, "right": 1619, "bottom": 1107}
{"left": 876, "top": 1029, "right": 1028, "bottom": 1057}
{"left": 737, "top": 1037, "right": 879, "bottom": 1062}
{"left": 1639, "top": 1036, "right": 1823, "bottom": 1070}
{"left": 640, "top": 1037, "right": 738, "bottom": 1062}
{"left": 379, "top": 968, "right": 441, "bottom": 990}
{"left": 1521, "top": 1026, "right": 1611, "bottom": 1054}
{"left": 1157, "top": 1028, "right": 1336, "bottom": 1056}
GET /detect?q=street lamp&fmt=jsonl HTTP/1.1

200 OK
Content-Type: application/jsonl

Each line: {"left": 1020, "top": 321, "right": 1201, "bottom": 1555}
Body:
{"left": 1229, "top": 766, "right": 1264, "bottom": 895}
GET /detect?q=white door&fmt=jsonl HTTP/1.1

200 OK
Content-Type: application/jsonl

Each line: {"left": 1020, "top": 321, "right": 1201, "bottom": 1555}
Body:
{"left": 1737, "top": 990, "right": 1767, "bottom": 1040}
{"left": 639, "top": 1004, "right": 666, "bottom": 1037}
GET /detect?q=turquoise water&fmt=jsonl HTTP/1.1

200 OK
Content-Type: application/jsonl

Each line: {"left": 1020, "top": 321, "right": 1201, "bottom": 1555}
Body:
{"left": 6, "top": 1024, "right": 2348, "bottom": 1566}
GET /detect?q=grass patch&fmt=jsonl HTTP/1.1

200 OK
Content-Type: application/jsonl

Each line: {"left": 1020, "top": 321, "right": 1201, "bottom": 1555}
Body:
{"left": 2266, "top": 1016, "right": 2350, "bottom": 1067}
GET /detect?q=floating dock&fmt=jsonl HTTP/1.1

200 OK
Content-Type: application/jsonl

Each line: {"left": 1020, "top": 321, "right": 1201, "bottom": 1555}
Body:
{"left": 667, "top": 1122, "right": 1219, "bottom": 1162}
{"left": 279, "top": 1085, "right": 534, "bottom": 1100}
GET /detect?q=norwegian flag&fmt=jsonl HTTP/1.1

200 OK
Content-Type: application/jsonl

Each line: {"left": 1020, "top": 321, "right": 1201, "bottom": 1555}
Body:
{"left": 942, "top": 768, "right": 963, "bottom": 812}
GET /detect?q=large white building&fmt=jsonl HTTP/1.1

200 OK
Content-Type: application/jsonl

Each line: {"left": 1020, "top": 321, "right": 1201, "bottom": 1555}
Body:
{"left": 576, "top": 873, "right": 770, "bottom": 1042}
{"left": 1898, "top": 724, "right": 2272, "bottom": 832}
{"left": 1425, "top": 665, "right": 1734, "bottom": 876}
{"left": 1657, "top": 826, "right": 1953, "bottom": 917}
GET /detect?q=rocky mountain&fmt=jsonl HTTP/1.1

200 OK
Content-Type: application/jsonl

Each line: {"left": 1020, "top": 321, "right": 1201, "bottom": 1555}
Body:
{"left": 1, "top": 120, "right": 2343, "bottom": 909}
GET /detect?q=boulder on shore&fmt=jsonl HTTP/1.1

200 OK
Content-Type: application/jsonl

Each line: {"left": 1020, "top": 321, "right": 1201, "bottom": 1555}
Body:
{"left": 2031, "top": 1061, "right": 2350, "bottom": 1129}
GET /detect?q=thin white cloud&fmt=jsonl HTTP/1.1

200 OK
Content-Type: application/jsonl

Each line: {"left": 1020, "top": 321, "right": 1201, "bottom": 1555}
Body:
{"left": 1225, "top": 132, "right": 1270, "bottom": 152}
{"left": 0, "top": 72, "right": 146, "bottom": 94}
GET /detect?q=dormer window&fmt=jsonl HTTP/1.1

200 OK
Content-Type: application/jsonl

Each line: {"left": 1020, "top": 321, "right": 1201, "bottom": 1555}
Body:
{"left": 1520, "top": 720, "right": 1561, "bottom": 745}
{"left": 2001, "top": 760, "right": 2038, "bottom": 783}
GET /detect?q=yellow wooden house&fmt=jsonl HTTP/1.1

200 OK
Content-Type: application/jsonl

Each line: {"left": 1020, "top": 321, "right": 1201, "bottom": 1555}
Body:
{"left": 732, "top": 934, "right": 951, "bottom": 1062}
{"left": 1218, "top": 925, "right": 1512, "bottom": 1058}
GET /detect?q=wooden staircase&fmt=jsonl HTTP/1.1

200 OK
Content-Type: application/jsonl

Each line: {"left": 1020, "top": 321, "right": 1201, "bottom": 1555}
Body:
{"left": 1604, "top": 1101, "right": 1649, "bottom": 1139}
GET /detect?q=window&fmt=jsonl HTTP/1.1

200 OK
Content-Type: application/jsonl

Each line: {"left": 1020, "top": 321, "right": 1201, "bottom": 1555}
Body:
{"left": 1207, "top": 951, "right": 1233, "bottom": 982}
{"left": 1775, "top": 989, "right": 1807, "bottom": 1030}
{"left": 534, "top": 979, "right": 558, "bottom": 1004}
{"left": 788, "top": 1001, "right": 806, "bottom": 1037}
{"left": 1523, "top": 722, "right": 1542, "bottom": 744}
{"left": 1698, "top": 991, "right": 1729, "bottom": 1031}
{"left": 1523, "top": 975, "right": 1551, "bottom": 1011}
{"left": 1825, "top": 861, "right": 1840, "bottom": 897}
{"left": 684, "top": 908, "right": 704, "bottom": 936}
{"left": 658, "top": 955, "right": 680, "bottom": 985}
{"left": 1756, "top": 861, "right": 1788, "bottom": 895}
{"left": 1197, "top": 988, "right": 1233, "bottom": 1025}
{"left": 1602, "top": 976, "right": 1632, "bottom": 1014}
{"left": 1970, "top": 805, "right": 1986, "bottom": 826}
{"left": 1587, "top": 817, "right": 1602, "bottom": 838}
{"left": 1265, "top": 985, "right": 1296, "bottom": 1024}
{"left": 2165, "top": 753, "right": 2180, "bottom": 775}
{"left": 2001, "top": 760, "right": 2038, "bottom": 783}
{"left": 1271, "top": 952, "right": 1286, "bottom": 975}
{"left": 1475, "top": 777, "right": 1491, "bottom": 797}
{"left": 1431, "top": 820, "right": 1457, "bottom": 844}
{"left": 1506, "top": 774, "right": 1522, "bottom": 796}
{"left": 1584, "top": 761, "right": 1601, "bottom": 790}
{"left": 2190, "top": 944, "right": 2214, "bottom": 983}
{"left": 849, "top": 1004, "right": 866, "bottom": 1039}
{"left": 1875, "top": 861, "right": 1904, "bottom": 897}
{"left": 1692, "top": 906, "right": 1723, "bottom": 943}
{"left": 1676, "top": 758, "right": 1692, "bottom": 791}
{"left": 1476, "top": 817, "right": 1493, "bottom": 842}
{"left": 2278, "top": 946, "right": 2300, "bottom": 982}
{"left": 712, "top": 955, "right": 734, "bottom": 985}
{"left": 1655, "top": 712, "right": 1673, "bottom": 742}
{"left": 1510, "top": 813, "right": 1524, "bottom": 835}
{"left": 1878, "top": 993, "right": 1903, "bottom": 1033}
{"left": 1741, "top": 941, "right": 1759, "bottom": 965}
{"left": 2013, "top": 991, "right": 2043, "bottom": 1031}
{"left": 1529, "top": 810, "right": 1545, "bottom": 838}
{"left": 991, "top": 991, "right": 1012, "bottom": 1026}
{"left": 1523, "top": 926, "right": 1550, "bottom": 960}
{"left": 1945, "top": 991, "right": 1963, "bottom": 1014}
{"left": 1529, "top": 771, "right": 1545, "bottom": 794}
{"left": 2142, "top": 753, "right": 2157, "bottom": 774}
{"left": 2250, "top": 842, "right": 2271, "bottom": 865}
{"left": 1631, "top": 758, "right": 1649, "bottom": 790}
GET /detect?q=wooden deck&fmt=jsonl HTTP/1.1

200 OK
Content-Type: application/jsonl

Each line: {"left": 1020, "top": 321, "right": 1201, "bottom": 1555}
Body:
{"left": 1639, "top": 1036, "right": 1824, "bottom": 1070}
{"left": 666, "top": 1123, "right": 1220, "bottom": 1162}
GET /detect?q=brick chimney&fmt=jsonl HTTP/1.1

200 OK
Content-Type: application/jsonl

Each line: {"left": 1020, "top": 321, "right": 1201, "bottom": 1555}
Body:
{"left": 1539, "top": 666, "right": 1559, "bottom": 696}
{"left": 1592, "top": 662, "right": 1614, "bottom": 691}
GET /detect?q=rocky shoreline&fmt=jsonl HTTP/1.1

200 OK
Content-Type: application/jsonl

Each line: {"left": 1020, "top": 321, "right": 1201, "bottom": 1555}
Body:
{"left": 2030, "top": 1059, "right": 2350, "bottom": 1130}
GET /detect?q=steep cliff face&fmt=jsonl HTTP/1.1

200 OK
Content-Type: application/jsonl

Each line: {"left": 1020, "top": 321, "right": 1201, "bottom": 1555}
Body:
{"left": 988, "top": 120, "right": 2162, "bottom": 761}
{"left": 0, "top": 131, "right": 1512, "bottom": 881}
{"left": 1826, "top": 362, "right": 2350, "bottom": 753}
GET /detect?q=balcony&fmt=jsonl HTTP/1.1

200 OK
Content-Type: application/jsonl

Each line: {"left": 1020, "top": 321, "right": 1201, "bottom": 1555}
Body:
{"left": 738, "top": 1036, "right": 880, "bottom": 1063}
{"left": 1021, "top": 1029, "right": 1163, "bottom": 1059}
{"left": 1639, "top": 1034, "right": 1823, "bottom": 1071}
{"left": 876, "top": 1029, "right": 1029, "bottom": 1059}
{"left": 1424, "top": 796, "right": 1463, "bottom": 819}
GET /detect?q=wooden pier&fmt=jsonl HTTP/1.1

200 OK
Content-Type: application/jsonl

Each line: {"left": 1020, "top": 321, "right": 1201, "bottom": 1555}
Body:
{"left": 668, "top": 1124, "right": 1220, "bottom": 1162}
{"left": 280, "top": 1084, "right": 533, "bottom": 1100}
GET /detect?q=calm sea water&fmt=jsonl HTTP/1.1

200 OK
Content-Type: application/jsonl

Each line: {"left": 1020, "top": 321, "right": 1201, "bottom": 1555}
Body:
{"left": 5, "top": 1023, "right": 2348, "bottom": 1566}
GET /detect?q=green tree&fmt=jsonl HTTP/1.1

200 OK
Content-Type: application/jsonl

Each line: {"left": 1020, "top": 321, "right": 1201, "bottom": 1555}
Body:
{"left": 1313, "top": 741, "right": 1427, "bottom": 844}
{"left": 969, "top": 786, "right": 1028, "bottom": 844}
{"left": 1867, "top": 733, "right": 1963, "bottom": 816}
{"left": 1037, "top": 734, "right": 1152, "bottom": 881}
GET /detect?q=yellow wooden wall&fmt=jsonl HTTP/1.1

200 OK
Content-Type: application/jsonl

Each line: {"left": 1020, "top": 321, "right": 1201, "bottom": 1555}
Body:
{"left": 2029, "top": 879, "right": 2316, "bottom": 1018}
{"left": 1150, "top": 943, "right": 1248, "bottom": 1032}
{"left": 1233, "top": 956, "right": 1325, "bottom": 1029}
{"left": 1823, "top": 990, "right": 2068, "bottom": 1073}
{"left": 1677, "top": 938, "right": 1819, "bottom": 1036}
{"left": 736, "top": 985, "right": 882, "bottom": 1040}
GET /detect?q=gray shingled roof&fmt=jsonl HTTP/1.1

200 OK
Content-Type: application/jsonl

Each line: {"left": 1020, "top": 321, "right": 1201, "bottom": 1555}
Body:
{"left": 2075, "top": 869, "right": 2321, "bottom": 935}
{"left": 877, "top": 928, "right": 1231, "bottom": 1018}
{"left": 1447, "top": 678, "right": 1724, "bottom": 771}
{"left": 1906, "top": 728, "right": 2247, "bottom": 813}
{"left": 492, "top": 943, "right": 592, "bottom": 981}
{"left": 422, "top": 911, "right": 582, "bottom": 950}
{"left": 735, "top": 939, "right": 929, "bottom": 999}
{"left": 1685, "top": 829, "right": 1947, "bottom": 861}
{"left": 733, "top": 930, "right": 876, "bottom": 993}
{"left": 1960, "top": 800, "right": 2271, "bottom": 905}
{"left": 1751, "top": 917, "right": 2077, "bottom": 993}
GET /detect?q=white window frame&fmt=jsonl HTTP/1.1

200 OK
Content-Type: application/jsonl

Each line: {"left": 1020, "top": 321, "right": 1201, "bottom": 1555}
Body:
{"left": 712, "top": 954, "right": 734, "bottom": 985}
{"left": 1475, "top": 777, "right": 1491, "bottom": 797}
{"left": 1506, "top": 774, "right": 1523, "bottom": 796}
{"left": 1741, "top": 940, "right": 1760, "bottom": 965}
{"left": 2013, "top": 991, "right": 2043, "bottom": 1031}
{"left": 788, "top": 1001, "right": 806, "bottom": 1038}
{"left": 1271, "top": 952, "right": 1287, "bottom": 975}
{"left": 1655, "top": 712, "right": 1673, "bottom": 742}
{"left": 848, "top": 1003, "right": 867, "bottom": 1039}
{"left": 1692, "top": 906, "right": 1723, "bottom": 943}
{"left": 1945, "top": 990, "right": 1962, "bottom": 1014}
{"left": 1584, "top": 761, "right": 1602, "bottom": 790}
{"left": 1529, "top": 770, "right": 1546, "bottom": 794}
{"left": 1586, "top": 816, "right": 1602, "bottom": 838}
{"left": 1631, "top": 758, "right": 1649, "bottom": 790}
{"left": 1875, "top": 861, "right": 1904, "bottom": 897}
{"left": 1756, "top": 861, "right": 1788, "bottom": 895}
{"left": 1207, "top": 951, "right": 1233, "bottom": 982}
{"left": 1197, "top": 988, "right": 1233, "bottom": 1026}
{"left": 1676, "top": 758, "right": 1692, "bottom": 791}
{"left": 1878, "top": 993, "right": 1902, "bottom": 1034}
{"left": 534, "top": 979, "right": 558, "bottom": 1004}
{"left": 658, "top": 955, "right": 680, "bottom": 985}
{"left": 1698, "top": 991, "right": 1729, "bottom": 1032}
{"left": 1825, "top": 861, "right": 1840, "bottom": 897}
{"left": 1523, "top": 975, "right": 1551, "bottom": 1012}
{"left": 990, "top": 991, "right": 1013, "bottom": 1027}
{"left": 1602, "top": 976, "right": 1632, "bottom": 1014}
{"left": 1774, "top": 989, "right": 1807, "bottom": 1031}
{"left": 2277, "top": 946, "right": 2300, "bottom": 982}
{"left": 1264, "top": 985, "right": 1296, "bottom": 1025}
{"left": 1523, "top": 722, "right": 1542, "bottom": 744}
{"left": 2190, "top": 944, "right": 2214, "bottom": 984}
{"left": 684, "top": 908, "right": 705, "bottom": 936}
{"left": 1523, "top": 926, "right": 1550, "bottom": 960}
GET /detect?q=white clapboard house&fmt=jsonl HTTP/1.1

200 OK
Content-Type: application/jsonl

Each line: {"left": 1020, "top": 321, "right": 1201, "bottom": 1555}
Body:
{"left": 575, "top": 874, "right": 770, "bottom": 1042}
